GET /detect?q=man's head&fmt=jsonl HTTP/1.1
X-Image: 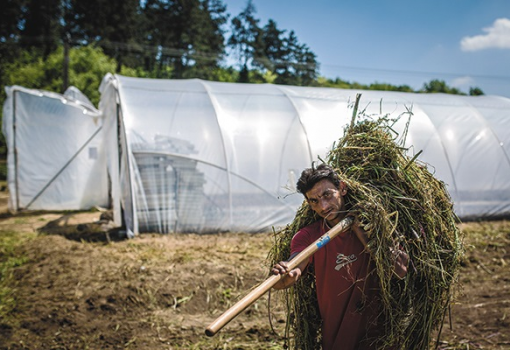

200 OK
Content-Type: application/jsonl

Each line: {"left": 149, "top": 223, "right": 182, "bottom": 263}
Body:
{"left": 297, "top": 164, "right": 347, "bottom": 225}
{"left": 296, "top": 163, "right": 341, "bottom": 195}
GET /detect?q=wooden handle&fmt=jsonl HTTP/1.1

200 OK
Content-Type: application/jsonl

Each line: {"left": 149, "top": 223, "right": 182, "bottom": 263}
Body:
{"left": 205, "top": 216, "right": 354, "bottom": 337}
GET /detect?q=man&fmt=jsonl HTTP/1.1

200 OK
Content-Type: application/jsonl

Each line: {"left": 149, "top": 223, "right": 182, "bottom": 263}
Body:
{"left": 272, "top": 164, "right": 408, "bottom": 350}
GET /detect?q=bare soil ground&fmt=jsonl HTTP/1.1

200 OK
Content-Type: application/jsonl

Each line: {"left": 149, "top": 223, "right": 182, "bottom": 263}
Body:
{"left": 0, "top": 190, "right": 509, "bottom": 349}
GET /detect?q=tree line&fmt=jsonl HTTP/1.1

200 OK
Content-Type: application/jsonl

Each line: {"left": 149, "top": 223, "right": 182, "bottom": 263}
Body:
{"left": 0, "top": 0, "right": 484, "bottom": 99}
{"left": 0, "top": 0, "right": 321, "bottom": 88}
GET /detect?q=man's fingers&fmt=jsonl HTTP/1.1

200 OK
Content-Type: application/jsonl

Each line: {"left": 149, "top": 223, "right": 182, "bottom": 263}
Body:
{"left": 273, "top": 262, "right": 290, "bottom": 275}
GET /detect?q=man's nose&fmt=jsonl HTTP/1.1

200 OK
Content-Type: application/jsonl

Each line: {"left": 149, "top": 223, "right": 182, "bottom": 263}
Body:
{"left": 319, "top": 198, "right": 329, "bottom": 210}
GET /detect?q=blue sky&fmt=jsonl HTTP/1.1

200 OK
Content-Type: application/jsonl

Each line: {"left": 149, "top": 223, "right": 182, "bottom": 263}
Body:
{"left": 222, "top": 0, "right": 510, "bottom": 97}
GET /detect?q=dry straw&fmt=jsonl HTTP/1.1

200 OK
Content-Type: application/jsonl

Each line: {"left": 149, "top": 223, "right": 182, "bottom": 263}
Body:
{"left": 268, "top": 94, "right": 464, "bottom": 349}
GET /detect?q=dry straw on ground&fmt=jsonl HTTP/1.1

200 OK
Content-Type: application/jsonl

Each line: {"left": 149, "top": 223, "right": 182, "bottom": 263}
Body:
{"left": 268, "top": 94, "right": 464, "bottom": 350}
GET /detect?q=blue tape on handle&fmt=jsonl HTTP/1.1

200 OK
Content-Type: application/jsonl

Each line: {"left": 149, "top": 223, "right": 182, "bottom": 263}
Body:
{"left": 316, "top": 235, "right": 330, "bottom": 249}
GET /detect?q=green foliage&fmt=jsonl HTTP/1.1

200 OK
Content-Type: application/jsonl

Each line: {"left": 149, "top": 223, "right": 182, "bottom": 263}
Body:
{"left": 228, "top": 1, "right": 318, "bottom": 86}
{"left": 317, "top": 76, "right": 473, "bottom": 95}
{"left": 316, "top": 76, "right": 352, "bottom": 89}
{"left": 420, "top": 79, "right": 465, "bottom": 95}
{"left": 0, "top": 160, "right": 6, "bottom": 180}
{"left": 0, "top": 230, "right": 35, "bottom": 324}
{"left": 469, "top": 86, "right": 485, "bottom": 96}
{"left": 0, "top": 0, "right": 25, "bottom": 42}
{"left": 212, "top": 66, "right": 240, "bottom": 83}
{"left": 3, "top": 46, "right": 138, "bottom": 106}
{"left": 71, "top": 0, "right": 144, "bottom": 70}
{"left": 0, "top": 45, "right": 139, "bottom": 159}
{"left": 228, "top": 0, "right": 261, "bottom": 70}
{"left": 142, "top": 0, "right": 228, "bottom": 79}
{"left": 261, "top": 70, "right": 278, "bottom": 84}
{"left": 19, "top": 0, "right": 62, "bottom": 57}
{"left": 368, "top": 82, "right": 414, "bottom": 92}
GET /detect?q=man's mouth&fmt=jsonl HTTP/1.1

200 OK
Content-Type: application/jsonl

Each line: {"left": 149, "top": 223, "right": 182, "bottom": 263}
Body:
{"left": 322, "top": 209, "right": 333, "bottom": 218}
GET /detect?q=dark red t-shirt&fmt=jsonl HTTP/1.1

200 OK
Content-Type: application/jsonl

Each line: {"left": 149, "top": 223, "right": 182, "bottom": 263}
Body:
{"left": 291, "top": 220, "right": 382, "bottom": 350}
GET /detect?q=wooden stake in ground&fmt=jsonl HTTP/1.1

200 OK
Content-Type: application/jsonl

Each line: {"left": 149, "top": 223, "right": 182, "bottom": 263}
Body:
{"left": 205, "top": 216, "right": 354, "bottom": 337}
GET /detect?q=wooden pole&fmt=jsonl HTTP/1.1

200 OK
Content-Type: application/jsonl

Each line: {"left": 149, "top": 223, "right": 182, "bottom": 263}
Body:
{"left": 205, "top": 216, "right": 354, "bottom": 337}
{"left": 63, "top": 33, "right": 70, "bottom": 93}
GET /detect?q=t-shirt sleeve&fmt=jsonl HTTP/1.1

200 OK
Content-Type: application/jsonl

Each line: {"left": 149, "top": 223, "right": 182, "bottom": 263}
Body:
{"left": 290, "top": 227, "right": 314, "bottom": 262}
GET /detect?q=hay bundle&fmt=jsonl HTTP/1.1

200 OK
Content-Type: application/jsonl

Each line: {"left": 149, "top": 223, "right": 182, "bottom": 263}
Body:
{"left": 269, "top": 95, "right": 464, "bottom": 349}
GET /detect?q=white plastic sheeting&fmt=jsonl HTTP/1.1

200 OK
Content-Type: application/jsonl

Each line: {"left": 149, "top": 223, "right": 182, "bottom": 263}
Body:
{"left": 99, "top": 75, "right": 510, "bottom": 234}
{"left": 2, "top": 85, "right": 109, "bottom": 211}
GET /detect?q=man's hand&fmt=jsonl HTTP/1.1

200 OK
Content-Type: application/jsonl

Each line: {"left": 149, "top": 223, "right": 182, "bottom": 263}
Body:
{"left": 272, "top": 260, "right": 307, "bottom": 290}
{"left": 391, "top": 247, "right": 409, "bottom": 279}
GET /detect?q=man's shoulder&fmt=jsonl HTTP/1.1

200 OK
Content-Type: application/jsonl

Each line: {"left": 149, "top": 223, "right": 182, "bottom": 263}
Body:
{"left": 295, "top": 220, "right": 324, "bottom": 237}
{"left": 303, "top": 220, "right": 323, "bottom": 229}
{"left": 290, "top": 220, "right": 325, "bottom": 254}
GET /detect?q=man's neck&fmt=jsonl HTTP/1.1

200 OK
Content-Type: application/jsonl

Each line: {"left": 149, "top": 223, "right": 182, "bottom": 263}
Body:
{"left": 325, "top": 214, "right": 345, "bottom": 228}
{"left": 325, "top": 219, "right": 336, "bottom": 229}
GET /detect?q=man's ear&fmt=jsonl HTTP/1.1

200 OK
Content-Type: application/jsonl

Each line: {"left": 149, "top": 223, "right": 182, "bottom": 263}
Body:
{"left": 339, "top": 181, "right": 347, "bottom": 196}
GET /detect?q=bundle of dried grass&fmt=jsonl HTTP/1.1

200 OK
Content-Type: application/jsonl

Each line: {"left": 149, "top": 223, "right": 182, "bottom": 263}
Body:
{"left": 268, "top": 94, "right": 464, "bottom": 350}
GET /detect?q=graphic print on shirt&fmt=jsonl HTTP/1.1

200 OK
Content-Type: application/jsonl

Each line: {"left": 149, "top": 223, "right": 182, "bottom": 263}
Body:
{"left": 335, "top": 253, "right": 357, "bottom": 271}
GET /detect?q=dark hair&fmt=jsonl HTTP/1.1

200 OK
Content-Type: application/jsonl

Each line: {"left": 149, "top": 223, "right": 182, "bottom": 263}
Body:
{"left": 296, "top": 163, "right": 341, "bottom": 195}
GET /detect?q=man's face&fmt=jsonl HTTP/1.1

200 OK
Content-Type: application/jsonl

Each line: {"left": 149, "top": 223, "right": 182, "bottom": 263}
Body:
{"left": 305, "top": 179, "right": 347, "bottom": 226}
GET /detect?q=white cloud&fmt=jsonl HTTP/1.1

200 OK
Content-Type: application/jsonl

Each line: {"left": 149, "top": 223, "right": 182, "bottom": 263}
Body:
{"left": 451, "top": 76, "right": 474, "bottom": 89}
{"left": 460, "top": 18, "right": 510, "bottom": 51}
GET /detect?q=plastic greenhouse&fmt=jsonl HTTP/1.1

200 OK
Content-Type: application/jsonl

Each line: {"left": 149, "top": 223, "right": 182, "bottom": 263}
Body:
{"left": 3, "top": 76, "right": 510, "bottom": 235}
{"left": 97, "top": 75, "right": 510, "bottom": 235}
{"left": 2, "top": 85, "right": 109, "bottom": 212}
